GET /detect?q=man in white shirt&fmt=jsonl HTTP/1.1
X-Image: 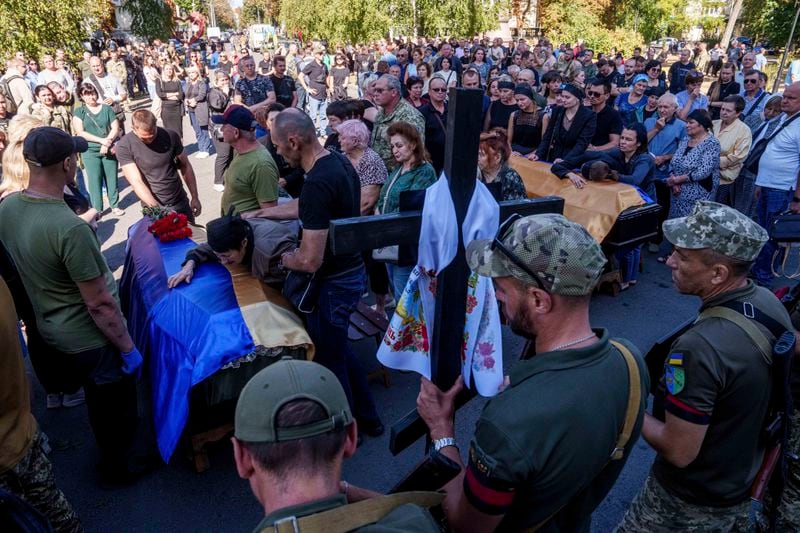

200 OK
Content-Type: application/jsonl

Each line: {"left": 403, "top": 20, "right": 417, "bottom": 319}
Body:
{"left": 37, "top": 55, "right": 71, "bottom": 92}
{"left": 752, "top": 82, "right": 800, "bottom": 286}
{"left": 1, "top": 59, "right": 34, "bottom": 114}
{"left": 754, "top": 47, "right": 768, "bottom": 71}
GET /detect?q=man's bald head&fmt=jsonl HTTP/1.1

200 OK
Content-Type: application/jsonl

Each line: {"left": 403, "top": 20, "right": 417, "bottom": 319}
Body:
{"left": 274, "top": 108, "right": 317, "bottom": 145}
{"left": 782, "top": 82, "right": 800, "bottom": 116}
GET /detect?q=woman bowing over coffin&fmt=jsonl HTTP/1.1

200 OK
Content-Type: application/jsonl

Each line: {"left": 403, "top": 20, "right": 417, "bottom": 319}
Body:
{"left": 167, "top": 209, "right": 298, "bottom": 289}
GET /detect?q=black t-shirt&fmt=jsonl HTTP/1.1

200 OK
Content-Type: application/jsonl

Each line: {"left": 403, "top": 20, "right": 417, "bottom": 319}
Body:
{"left": 302, "top": 60, "right": 328, "bottom": 101}
{"left": 217, "top": 61, "right": 233, "bottom": 76}
{"left": 270, "top": 74, "right": 296, "bottom": 108}
{"left": 258, "top": 59, "right": 271, "bottom": 75}
{"left": 420, "top": 103, "right": 447, "bottom": 174}
{"left": 116, "top": 127, "right": 187, "bottom": 207}
{"left": 591, "top": 105, "right": 623, "bottom": 147}
{"left": 298, "top": 151, "right": 363, "bottom": 278}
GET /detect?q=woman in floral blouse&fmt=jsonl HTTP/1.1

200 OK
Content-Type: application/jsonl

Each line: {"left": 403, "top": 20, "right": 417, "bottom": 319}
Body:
{"left": 478, "top": 128, "right": 527, "bottom": 200}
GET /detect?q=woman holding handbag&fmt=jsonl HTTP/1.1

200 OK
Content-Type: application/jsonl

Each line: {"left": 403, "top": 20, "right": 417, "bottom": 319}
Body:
{"left": 375, "top": 122, "right": 437, "bottom": 300}
{"left": 208, "top": 70, "right": 234, "bottom": 191}
{"left": 72, "top": 83, "right": 122, "bottom": 215}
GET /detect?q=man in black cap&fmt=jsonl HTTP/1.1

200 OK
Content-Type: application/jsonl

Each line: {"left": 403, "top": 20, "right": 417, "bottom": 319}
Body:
{"left": 211, "top": 104, "right": 279, "bottom": 216}
{"left": 0, "top": 127, "right": 146, "bottom": 483}
{"left": 116, "top": 109, "right": 202, "bottom": 222}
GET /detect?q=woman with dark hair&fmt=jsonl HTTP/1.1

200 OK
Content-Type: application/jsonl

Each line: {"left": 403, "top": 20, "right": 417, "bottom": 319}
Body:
{"left": 327, "top": 53, "right": 351, "bottom": 101}
{"left": 478, "top": 128, "right": 527, "bottom": 200}
{"left": 468, "top": 47, "right": 490, "bottom": 84}
{"left": 29, "top": 85, "right": 71, "bottom": 133}
{"left": 416, "top": 62, "right": 433, "bottom": 95}
{"left": 72, "top": 82, "right": 122, "bottom": 214}
{"left": 644, "top": 60, "right": 667, "bottom": 92}
{"left": 376, "top": 121, "right": 437, "bottom": 299}
{"left": 533, "top": 83, "right": 596, "bottom": 165}
{"left": 666, "top": 109, "right": 721, "bottom": 219}
{"left": 167, "top": 212, "right": 298, "bottom": 289}
{"left": 540, "top": 70, "right": 563, "bottom": 108}
{"left": 484, "top": 80, "right": 518, "bottom": 131}
{"left": 707, "top": 62, "right": 740, "bottom": 120}
{"left": 507, "top": 84, "right": 543, "bottom": 157}
{"left": 208, "top": 70, "right": 235, "bottom": 191}
{"left": 405, "top": 76, "right": 427, "bottom": 108}
{"left": 437, "top": 56, "right": 457, "bottom": 89}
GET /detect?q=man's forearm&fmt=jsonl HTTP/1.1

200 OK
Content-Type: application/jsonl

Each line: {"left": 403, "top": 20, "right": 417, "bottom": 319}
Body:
{"left": 87, "top": 300, "right": 134, "bottom": 353}
{"left": 180, "top": 163, "right": 200, "bottom": 199}
{"left": 123, "top": 169, "right": 159, "bottom": 206}
{"left": 247, "top": 199, "right": 299, "bottom": 220}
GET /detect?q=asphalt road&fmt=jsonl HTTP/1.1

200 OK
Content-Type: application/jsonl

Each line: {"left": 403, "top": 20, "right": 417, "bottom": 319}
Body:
{"left": 31, "top": 111, "right": 731, "bottom": 532}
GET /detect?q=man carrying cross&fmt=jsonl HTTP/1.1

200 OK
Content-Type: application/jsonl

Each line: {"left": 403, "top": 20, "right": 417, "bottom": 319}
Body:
{"left": 417, "top": 213, "right": 649, "bottom": 531}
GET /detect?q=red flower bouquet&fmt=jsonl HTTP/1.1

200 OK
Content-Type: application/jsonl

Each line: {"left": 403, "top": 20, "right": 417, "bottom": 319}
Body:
{"left": 145, "top": 209, "right": 192, "bottom": 243}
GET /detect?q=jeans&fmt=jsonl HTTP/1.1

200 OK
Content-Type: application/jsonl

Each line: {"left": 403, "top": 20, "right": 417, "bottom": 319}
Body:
{"left": 752, "top": 186, "right": 793, "bottom": 286}
{"left": 188, "top": 111, "right": 213, "bottom": 154}
{"left": 387, "top": 264, "right": 415, "bottom": 302}
{"left": 305, "top": 265, "right": 380, "bottom": 425}
{"left": 307, "top": 97, "right": 328, "bottom": 136}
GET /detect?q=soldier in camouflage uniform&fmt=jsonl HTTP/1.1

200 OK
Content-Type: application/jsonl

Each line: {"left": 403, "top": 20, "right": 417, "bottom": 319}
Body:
{"left": 417, "top": 214, "right": 650, "bottom": 532}
{"left": 370, "top": 75, "right": 426, "bottom": 169}
{"left": 616, "top": 201, "right": 794, "bottom": 532}
{"left": 0, "top": 278, "right": 81, "bottom": 532}
{"left": 105, "top": 45, "right": 129, "bottom": 111}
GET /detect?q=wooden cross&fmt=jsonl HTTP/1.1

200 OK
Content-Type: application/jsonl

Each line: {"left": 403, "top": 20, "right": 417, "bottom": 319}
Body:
{"left": 329, "top": 88, "right": 564, "bottom": 455}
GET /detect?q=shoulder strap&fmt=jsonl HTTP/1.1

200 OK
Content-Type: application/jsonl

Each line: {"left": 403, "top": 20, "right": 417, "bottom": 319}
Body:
{"left": 697, "top": 306, "right": 773, "bottom": 363}
{"left": 743, "top": 91, "right": 768, "bottom": 118}
{"left": 526, "top": 340, "right": 641, "bottom": 532}
{"left": 608, "top": 340, "right": 642, "bottom": 461}
{"left": 265, "top": 491, "right": 443, "bottom": 533}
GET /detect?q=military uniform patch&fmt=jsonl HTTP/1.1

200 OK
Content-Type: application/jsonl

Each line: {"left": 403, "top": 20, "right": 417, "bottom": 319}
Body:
{"left": 469, "top": 442, "right": 496, "bottom": 477}
{"left": 665, "top": 364, "right": 685, "bottom": 395}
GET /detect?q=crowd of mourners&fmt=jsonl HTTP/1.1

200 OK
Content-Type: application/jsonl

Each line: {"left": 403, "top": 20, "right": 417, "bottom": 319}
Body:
{"left": 0, "top": 28, "right": 799, "bottom": 533}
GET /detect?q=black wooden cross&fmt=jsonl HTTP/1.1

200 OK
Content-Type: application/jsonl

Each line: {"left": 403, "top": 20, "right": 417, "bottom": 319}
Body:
{"left": 329, "top": 88, "right": 564, "bottom": 455}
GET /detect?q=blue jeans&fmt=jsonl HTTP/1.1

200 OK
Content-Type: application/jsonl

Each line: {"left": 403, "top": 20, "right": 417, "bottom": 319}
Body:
{"left": 752, "top": 186, "right": 793, "bottom": 286}
{"left": 616, "top": 245, "right": 641, "bottom": 283}
{"left": 305, "top": 265, "right": 380, "bottom": 425}
{"left": 307, "top": 97, "right": 328, "bottom": 136}
{"left": 386, "top": 264, "right": 415, "bottom": 302}
{"left": 188, "top": 111, "right": 213, "bottom": 154}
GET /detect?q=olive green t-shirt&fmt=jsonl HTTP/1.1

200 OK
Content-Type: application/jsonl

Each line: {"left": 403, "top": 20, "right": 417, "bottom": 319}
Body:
{"left": 463, "top": 330, "right": 649, "bottom": 531}
{"left": 653, "top": 281, "right": 793, "bottom": 506}
{"left": 0, "top": 194, "right": 118, "bottom": 353}
{"left": 221, "top": 146, "right": 279, "bottom": 216}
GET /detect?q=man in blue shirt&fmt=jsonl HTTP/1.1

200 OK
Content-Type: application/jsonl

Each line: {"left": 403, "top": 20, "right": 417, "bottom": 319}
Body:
{"left": 644, "top": 92, "right": 686, "bottom": 252}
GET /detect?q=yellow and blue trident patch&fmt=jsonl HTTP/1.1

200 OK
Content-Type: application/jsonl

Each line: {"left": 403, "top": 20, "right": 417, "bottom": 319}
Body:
{"left": 665, "top": 353, "right": 685, "bottom": 395}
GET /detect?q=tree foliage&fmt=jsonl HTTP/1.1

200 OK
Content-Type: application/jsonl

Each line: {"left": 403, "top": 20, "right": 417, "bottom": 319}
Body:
{"left": 610, "top": 0, "right": 693, "bottom": 43}
{"left": 241, "top": 0, "right": 279, "bottom": 26}
{"left": 540, "top": 0, "right": 643, "bottom": 53}
{"left": 741, "top": 0, "right": 798, "bottom": 46}
{"left": 212, "top": 0, "right": 237, "bottom": 29}
{"left": 127, "top": 0, "right": 175, "bottom": 42}
{"left": 0, "top": 0, "right": 112, "bottom": 62}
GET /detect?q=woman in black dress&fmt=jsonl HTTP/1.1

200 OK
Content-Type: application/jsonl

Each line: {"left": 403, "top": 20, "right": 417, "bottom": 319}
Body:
{"left": 507, "top": 83, "right": 543, "bottom": 157}
{"left": 328, "top": 53, "right": 351, "bottom": 101}
{"left": 483, "top": 80, "right": 518, "bottom": 131}
{"left": 156, "top": 62, "right": 184, "bottom": 138}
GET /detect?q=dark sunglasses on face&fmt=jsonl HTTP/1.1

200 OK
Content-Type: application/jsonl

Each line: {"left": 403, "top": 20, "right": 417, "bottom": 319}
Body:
{"left": 491, "top": 214, "right": 545, "bottom": 290}
{"left": 430, "top": 87, "right": 447, "bottom": 93}
{"left": 587, "top": 90, "right": 603, "bottom": 97}
{"left": 744, "top": 78, "right": 758, "bottom": 84}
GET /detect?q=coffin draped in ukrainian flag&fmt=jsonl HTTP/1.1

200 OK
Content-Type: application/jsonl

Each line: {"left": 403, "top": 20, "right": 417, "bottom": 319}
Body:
{"left": 119, "top": 218, "right": 313, "bottom": 461}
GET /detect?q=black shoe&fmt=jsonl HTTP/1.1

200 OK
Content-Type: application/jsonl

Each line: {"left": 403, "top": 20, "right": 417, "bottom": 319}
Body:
{"left": 359, "top": 420, "right": 385, "bottom": 437}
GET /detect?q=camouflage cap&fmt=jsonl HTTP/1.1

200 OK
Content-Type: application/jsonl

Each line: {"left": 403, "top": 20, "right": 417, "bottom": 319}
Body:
{"left": 663, "top": 200, "right": 768, "bottom": 261}
{"left": 466, "top": 213, "right": 607, "bottom": 296}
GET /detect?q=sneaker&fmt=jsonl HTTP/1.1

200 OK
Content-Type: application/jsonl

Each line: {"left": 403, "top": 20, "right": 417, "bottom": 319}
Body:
{"left": 111, "top": 207, "right": 125, "bottom": 216}
{"left": 63, "top": 388, "right": 86, "bottom": 408}
{"left": 213, "top": 184, "right": 225, "bottom": 192}
{"left": 47, "top": 394, "right": 62, "bottom": 409}
{"left": 195, "top": 151, "right": 209, "bottom": 159}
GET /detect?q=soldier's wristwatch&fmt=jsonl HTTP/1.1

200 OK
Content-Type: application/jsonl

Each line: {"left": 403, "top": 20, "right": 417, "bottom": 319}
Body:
{"left": 433, "top": 437, "right": 457, "bottom": 452}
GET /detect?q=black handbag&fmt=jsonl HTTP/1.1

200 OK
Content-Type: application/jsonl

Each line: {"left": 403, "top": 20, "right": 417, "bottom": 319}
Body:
{"left": 769, "top": 211, "right": 800, "bottom": 243}
{"left": 282, "top": 270, "right": 320, "bottom": 313}
{"left": 743, "top": 114, "right": 800, "bottom": 174}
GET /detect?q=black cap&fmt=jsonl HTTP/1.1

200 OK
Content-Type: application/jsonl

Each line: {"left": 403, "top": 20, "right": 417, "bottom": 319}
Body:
{"left": 23, "top": 127, "right": 89, "bottom": 167}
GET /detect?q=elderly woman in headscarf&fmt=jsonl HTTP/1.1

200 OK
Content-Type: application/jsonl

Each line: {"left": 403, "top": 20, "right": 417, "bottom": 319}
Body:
{"left": 167, "top": 210, "right": 299, "bottom": 288}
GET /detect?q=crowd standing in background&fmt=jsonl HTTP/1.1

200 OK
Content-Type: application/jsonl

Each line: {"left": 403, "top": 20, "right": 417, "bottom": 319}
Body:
{"left": 0, "top": 29, "right": 799, "bottom": 532}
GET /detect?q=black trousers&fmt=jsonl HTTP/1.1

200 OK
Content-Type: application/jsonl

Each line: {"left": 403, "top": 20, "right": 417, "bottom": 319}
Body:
{"left": 651, "top": 180, "right": 672, "bottom": 245}
{"left": 211, "top": 136, "right": 233, "bottom": 185}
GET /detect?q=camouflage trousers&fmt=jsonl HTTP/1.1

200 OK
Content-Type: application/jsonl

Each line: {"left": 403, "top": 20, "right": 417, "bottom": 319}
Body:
{"left": 0, "top": 431, "right": 82, "bottom": 532}
{"left": 614, "top": 474, "right": 749, "bottom": 532}
{"left": 776, "top": 410, "right": 800, "bottom": 531}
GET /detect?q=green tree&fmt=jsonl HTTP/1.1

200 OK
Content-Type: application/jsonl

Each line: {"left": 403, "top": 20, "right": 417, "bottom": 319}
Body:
{"left": 212, "top": 0, "right": 236, "bottom": 29}
{"left": 611, "top": 0, "right": 693, "bottom": 43}
{"left": 0, "top": 0, "right": 111, "bottom": 62}
{"left": 741, "top": 0, "right": 798, "bottom": 46}
{"left": 540, "top": 0, "right": 642, "bottom": 53}
{"left": 241, "top": 0, "right": 278, "bottom": 26}
{"left": 278, "top": 0, "right": 390, "bottom": 43}
{"left": 126, "top": 0, "right": 175, "bottom": 42}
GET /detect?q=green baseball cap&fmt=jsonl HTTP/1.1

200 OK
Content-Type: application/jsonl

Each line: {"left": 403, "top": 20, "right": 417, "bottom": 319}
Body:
{"left": 466, "top": 213, "right": 607, "bottom": 296}
{"left": 663, "top": 200, "right": 768, "bottom": 261}
{"left": 234, "top": 358, "right": 353, "bottom": 443}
